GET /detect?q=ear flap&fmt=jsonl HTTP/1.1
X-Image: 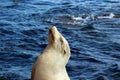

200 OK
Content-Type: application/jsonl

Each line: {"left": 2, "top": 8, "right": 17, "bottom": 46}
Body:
{"left": 63, "top": 49, "right": 67, "bottom": 55}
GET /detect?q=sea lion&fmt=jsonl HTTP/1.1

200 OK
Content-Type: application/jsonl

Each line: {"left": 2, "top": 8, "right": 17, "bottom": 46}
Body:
{"left": 31, "top": 26, "right": 71, "bottom": 80}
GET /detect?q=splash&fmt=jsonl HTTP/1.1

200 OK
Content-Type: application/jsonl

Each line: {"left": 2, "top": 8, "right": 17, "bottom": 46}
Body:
{"left": 44, "top": 13, "right": 120, "bottom": 26}
{"left": 97, "top": 13, "right": 115, "bottom": 19}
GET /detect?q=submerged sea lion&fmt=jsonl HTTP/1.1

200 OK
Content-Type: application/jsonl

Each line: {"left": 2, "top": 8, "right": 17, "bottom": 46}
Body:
{"left": 31, "top": 26, "right": 71, "bottom": 80}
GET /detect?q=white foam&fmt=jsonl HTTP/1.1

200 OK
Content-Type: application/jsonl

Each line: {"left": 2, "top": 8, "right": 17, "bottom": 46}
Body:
{"left": 72, "top": 17, "right": 84, "bottom": 21}
{"left": 97, "top": 13, "right": 115, "bottom": 19}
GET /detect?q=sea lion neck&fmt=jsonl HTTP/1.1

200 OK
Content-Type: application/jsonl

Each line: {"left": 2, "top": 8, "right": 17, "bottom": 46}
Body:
{"left": 43, "top": 45, "right": 58, "bottom": 54}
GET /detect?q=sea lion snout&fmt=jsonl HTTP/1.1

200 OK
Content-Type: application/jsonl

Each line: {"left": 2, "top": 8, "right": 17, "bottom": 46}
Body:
{"left": 49, "top": 26, "right": 58, "bottom": 34}
{"left": 48, "top": 26, "right": 60, "bottom": 44}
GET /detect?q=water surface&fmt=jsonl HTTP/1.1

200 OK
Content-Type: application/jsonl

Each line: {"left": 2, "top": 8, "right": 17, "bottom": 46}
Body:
{"left": 0, "top": 0, "right": 120, "bottom": 80}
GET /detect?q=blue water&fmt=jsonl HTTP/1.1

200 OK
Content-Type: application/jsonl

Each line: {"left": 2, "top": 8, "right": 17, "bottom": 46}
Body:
{"left": 0, "top": 0, "right": 120, "bottom": 80}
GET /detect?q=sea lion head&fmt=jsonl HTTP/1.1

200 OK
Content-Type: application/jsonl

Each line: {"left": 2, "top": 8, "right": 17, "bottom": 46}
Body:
{"left": 47, "top": 26, "right": 70, "bottom": 64}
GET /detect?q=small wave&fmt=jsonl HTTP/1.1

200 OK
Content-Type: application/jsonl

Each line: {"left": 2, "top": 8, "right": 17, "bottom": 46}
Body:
{"left": 97, "top": 13, "right": 115, "bottom": 19}
{"left": 21, "top": 29, "right": 46, "bottom": 37}
{"left": 12, "top": 53, "right": 32, "bottom": 59}
{"left": 44, "top": 14, "right": 94, "bottom": 26}
{"left": 0, "top": 28, "right": 15, "bottom": 35}
{"left": 0, "top": 72, "right": 23, "bottom": 80}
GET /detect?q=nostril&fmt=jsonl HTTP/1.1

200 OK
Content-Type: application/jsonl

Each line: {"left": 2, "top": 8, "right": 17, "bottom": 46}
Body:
{"left": 49, "top": 29, "right": 52, "bottom": 34}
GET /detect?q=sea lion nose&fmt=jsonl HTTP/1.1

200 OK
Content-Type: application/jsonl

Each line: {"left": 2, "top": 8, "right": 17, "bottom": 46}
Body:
{"left": 51, "top": 26, "right": 57, "bottom": 31}
{"left": 49, "top": 26, "right": 58, "bottom": 34}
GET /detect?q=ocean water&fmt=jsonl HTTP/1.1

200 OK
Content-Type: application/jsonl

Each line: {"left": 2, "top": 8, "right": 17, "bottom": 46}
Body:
{"left": 0, "top": 0, "right": 120, "bottom": 80}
